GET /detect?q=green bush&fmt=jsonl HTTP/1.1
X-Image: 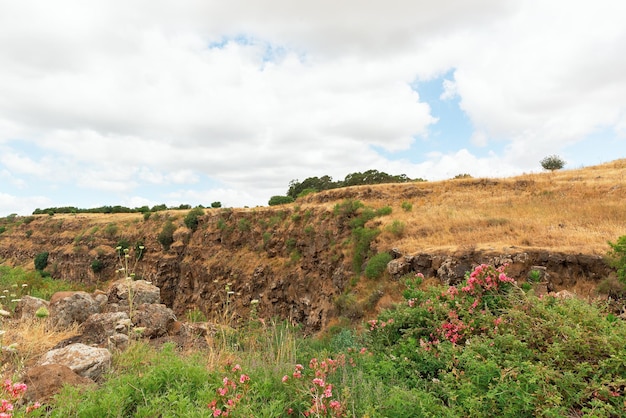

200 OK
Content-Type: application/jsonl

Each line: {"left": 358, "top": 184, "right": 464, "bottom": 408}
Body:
{"left": 333, "top": 199, "right": 364, "bottom": 218}
{"left": 385, "top": 220, "right": 406, "bottom": 237}
{"left": 364, "top": 252, "right": 392, "bottom": 279}
{"left": 268, "top": 195, "right": 295, "bottom": 206}
{"left": 184, "top": 207, "right": 205, "bottom": 231}
{"left": 157, "top": 221, "right": 176, "bottom": 250}
{"left": 367, "top": 263, "right": 626, "bottom": 416}
{"left": 401, "top": 201, "right": 413, "bottom": 212}
{"left": 352, "top": 227, "right": 380, "bottom": 273}
{"left": 104, "top": 223, "right": 118, "bottom": 237}
{"left": 90, "top": 259, "right": 105, "bottom": 274}
{"left": 0, "top": 226, "right": 6, "bottom": 234}
{"left": 211, "top": 201, "right": 222, "bottom": 208}
{"left": 608, "top": 235, "right": 626, "bottom": 283}
{"left": 237, "top": 218, "right": 251, "bottom": 232}
{"left": 540, "top": 154, "right": 566, "bottom": 171}
{"left": 34, "top": 251, "right": 49, "bottom": 271}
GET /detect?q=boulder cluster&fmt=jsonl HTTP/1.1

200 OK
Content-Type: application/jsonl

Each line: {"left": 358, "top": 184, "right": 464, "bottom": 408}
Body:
{"left": 12, "top": 279, "right": 206, "bottom": 404}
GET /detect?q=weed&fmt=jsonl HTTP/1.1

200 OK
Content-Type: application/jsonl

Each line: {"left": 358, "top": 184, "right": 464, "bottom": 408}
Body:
{"left": 364, "top": 252, "right": 392, "bottom": 279}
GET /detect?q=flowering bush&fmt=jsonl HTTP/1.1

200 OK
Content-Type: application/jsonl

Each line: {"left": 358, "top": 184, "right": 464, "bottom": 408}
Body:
{"left": 280, "top": 350, "right": 369, "bottom": 417}
{"left": 281, "top": 357, "right": 346, "bottom": 417}
{"left": 0, "top": 379, "right": 41, "bottom": 417}
{"left": 207, "top": 364, "right": 251, "bottom": 417}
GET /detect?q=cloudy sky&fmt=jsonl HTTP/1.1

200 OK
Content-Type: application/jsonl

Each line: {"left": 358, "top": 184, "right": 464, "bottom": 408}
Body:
{"left": 1, "top": 1, "right": 625, "bottom": 215}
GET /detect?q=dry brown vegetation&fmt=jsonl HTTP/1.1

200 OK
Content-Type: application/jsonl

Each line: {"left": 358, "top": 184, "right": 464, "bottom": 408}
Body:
{"left": 302, "top": 158, "right": 626, "bottom": 255}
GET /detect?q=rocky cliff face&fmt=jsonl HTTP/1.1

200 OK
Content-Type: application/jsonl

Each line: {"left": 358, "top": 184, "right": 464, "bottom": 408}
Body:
{"left": 0, "top": 205, "right": 615, "bottom": 332}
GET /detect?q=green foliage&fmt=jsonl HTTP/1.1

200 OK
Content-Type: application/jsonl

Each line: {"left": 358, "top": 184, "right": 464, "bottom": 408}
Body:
{"left": 608, "top": 235, "right": 626, "bottom": 283}
{"left": 104, "top": 223, "right": 118, "bottom": 238}
{"left": 285, "top": 237, "right": 297, "bottom": 251}
{"left": 0, "top": 226, "right": 6, "bottom": 235}
{"left": 352, "top": 227, "right": 380, "bottom": 273}
{"left": 540, "top": 154, "right": 566, "bottom": 171}
{"left": 367, "top": 264, "right": 626, "bottom": 417}
{"left": 184, "top": 207, "right": 205, "bottom": 231}
{"left": 90, "top": 259, "right": 105, "bottom": 274}
{"left": 157, "top": 220, "right": 176, "bottom": 251}
{"left": 211, "top": 201, "right": 222, "bottom": 208}
{"left": 334, "top": 293, "right": 364, "bottom": 319}
{"left": 333, "top": 199, "right": 364, "bottom": 219}
{"left": 375, "top": 206, "right": 392, "bottom": 216}
{"left": 143, "top": 211, "right": 152, "bottom": 221}
{"left": 237, "top": 218, "right": 251, "bottom": 232}
{"left": 297, "top": 188, "right": 317, "bottom": 198}
{"left": 268, "top": 195, "right": 295, "bottom": 206}
{"left": 34, "top": 251, "right": 49, "bottom": 271}
{"left": 453, "top": 173, "right": 473, "bottom": 179}
{"left": 364, "top": 252, "right": 392, "bottom": 279}
{"left": 401, "top": 201, "right": 413, "bottom": 212}
{"left": 386, "top": 220, "right": 406, "bottom": 237}
{"left": 0, "top": 265, "right": 78, "bottom": 301}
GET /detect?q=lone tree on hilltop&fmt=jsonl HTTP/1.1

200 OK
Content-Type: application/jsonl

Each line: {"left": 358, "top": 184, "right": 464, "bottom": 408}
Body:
{"left": 540, "top": 155, "right": 566, "bottom": 172}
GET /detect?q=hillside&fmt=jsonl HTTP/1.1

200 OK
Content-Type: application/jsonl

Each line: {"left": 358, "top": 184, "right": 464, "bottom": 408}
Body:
{"left": 1, "top": 159, "right": 625, "bottom": 331}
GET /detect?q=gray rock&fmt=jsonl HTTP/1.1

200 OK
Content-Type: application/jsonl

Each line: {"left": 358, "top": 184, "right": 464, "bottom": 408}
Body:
{"left": 49, "top": 291, "right": 101, "bottom": 328}
{"left": 131, "top": 303, "right": 177, "bottom": 338}
{"left": 108, "top": 279, "right": 161, "bottom": 306}
{"left": 38, "top": 343, "right": 111, "bottom": 381}
{"left": 14, "top": 295, "right": 49, "bottom": 320}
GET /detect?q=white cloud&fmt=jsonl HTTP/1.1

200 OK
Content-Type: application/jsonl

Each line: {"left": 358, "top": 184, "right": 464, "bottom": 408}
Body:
{"left": 440, "top": 79, "right": 458, "bottom": 101}
{"left": 0, "top": 0, "right": 624, "bottom": 215}
{"left": 0, "top": 192, "right": 50, "bottom": 216}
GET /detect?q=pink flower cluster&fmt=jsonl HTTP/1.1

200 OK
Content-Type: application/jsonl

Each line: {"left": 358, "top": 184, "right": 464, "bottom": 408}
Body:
{"left": 439, "top": 310, "right": 471, "bottom": 345}
{"left": 282, "top": 356, "right": 348, "bottom": 417}
{"left": 207, "top": 364, "right": 251, "bottom": 417}
{"left": 367, "top": 318, "right": 394, "bottom": 331}
{"left": 461, "top": 264, "right": 514, "bottom": 296}
{"left": 0, "top": 379, "right": 41, "bottom": 418}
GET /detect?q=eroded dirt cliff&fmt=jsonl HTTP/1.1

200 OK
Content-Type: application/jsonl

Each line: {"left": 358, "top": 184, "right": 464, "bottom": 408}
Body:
{"left": 0, "top": 197, "right": 617, "bottom": 332}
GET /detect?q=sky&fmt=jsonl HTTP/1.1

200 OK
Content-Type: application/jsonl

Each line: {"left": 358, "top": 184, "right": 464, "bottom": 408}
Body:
{"left": 1, "top": 1, "right": 625, "bottom": 216}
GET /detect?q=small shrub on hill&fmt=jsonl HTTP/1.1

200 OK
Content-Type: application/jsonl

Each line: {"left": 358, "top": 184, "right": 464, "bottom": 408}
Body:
{"left": 157, "top": 220, "right": 176, "bottom": 251}
{"left": 608, "top": 235, "right": 626, "bottom": 283}
{"left": 364, "top": 252, "right": 392, "bottom": 279}
{"left": 90, "top": 259, "right": 105, "bottom": 274}
{"left": 184, "top": 207, "right": 205, "bottom": 231}
{"left": 540, "top": 154, "right": 566, "bottom": 171}
{"left": 269, "top": 195, "right": 295, "bottom": 206}
{"left": 34, "top": 252, "right": 49, "bottom": 272}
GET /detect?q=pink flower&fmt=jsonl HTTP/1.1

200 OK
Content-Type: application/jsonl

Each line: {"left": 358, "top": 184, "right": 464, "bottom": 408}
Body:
{"left": 312, "top": 378, "right": 325, "bottom": 387}
{"left": 282, "top": 375, "right": 289, "bottom": 383}
{"left": 408, "top": 298, "right": 415, "bottom": 307}
{"left": 329, "top": 400, "right": 341, "bottom": 410}
{"left": 213, "top": 409, "right": 222, "bottom": 417}
{"left": 239, "top": 374, "right": 250, "bottom": 384}
{"left": 217, "top": 387, "right": 228, "bottom": 396}
{"left": 323, "top": 384, "right": 333, "bottom": 398}
{"left": 359, "top": 347, "right": 367, "bottom": 354}
{"left": 231, "top": 364, "right": 241, "bottom": 372}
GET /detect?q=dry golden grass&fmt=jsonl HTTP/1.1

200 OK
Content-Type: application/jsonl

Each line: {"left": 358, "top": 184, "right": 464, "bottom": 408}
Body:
{"left": 344, "top": 159, "right": 626, "bottom": 255}
{"left": 1, "top": 318, "right": 80, "bottom": 375}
